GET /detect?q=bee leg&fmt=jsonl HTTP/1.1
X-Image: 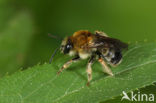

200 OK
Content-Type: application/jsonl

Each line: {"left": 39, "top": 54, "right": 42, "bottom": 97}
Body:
{"left": 86, "top": 56, "right": 95, "bottom": 86}
{"left": 57, "top": 56, "right": 80, "bottom": 75}
{"left": 98, "top": 58, "right": 114, "bottom": 76}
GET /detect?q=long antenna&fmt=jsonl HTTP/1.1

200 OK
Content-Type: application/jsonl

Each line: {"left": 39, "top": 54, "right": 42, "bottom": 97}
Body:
{"left": 48, "top": 33, "right": 63, "bottom": 40}
{"left": 49, "top": 47, "right": 60, "bottom": 64}
{"left": 48, "top": 33, "right": 63, "bottom": 64}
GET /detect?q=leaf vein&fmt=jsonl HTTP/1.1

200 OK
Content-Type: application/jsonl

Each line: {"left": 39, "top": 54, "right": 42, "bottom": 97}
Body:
{"left": 23, "top": 75, "right": 58, "bottom": 100}
{"left": 52, "top": 60, "right": 156, "bottom": 102}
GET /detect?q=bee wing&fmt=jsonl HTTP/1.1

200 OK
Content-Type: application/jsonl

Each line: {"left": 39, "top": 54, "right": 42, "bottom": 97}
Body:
{"left": 88, "top": 35, "right": 128, "bottom": 50}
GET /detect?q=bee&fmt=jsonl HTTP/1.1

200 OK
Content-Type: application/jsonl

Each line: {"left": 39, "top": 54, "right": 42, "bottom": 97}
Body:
{"left": 51, "top": 30, "right": 128, "bottom": 86}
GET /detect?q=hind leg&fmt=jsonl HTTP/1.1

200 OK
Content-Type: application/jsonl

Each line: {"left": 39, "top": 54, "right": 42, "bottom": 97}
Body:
{"left": 98, "top": 58, "right": 114, "bottom": 76}
{"left": 86, "top": 55, "right": 95, "bottom": 86}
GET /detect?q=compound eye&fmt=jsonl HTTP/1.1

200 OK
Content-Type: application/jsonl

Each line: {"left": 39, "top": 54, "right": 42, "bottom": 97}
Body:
{"left": 63, "top": 44, "right": 72, "bottom": 54}
{"left": 67, "top": 44, "right": 72, "bottom": 49}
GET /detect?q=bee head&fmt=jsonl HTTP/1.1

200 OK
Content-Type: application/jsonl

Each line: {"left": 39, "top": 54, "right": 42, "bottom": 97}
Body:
{"left": 60, "top": 37, "right": 73, "bottom": 54}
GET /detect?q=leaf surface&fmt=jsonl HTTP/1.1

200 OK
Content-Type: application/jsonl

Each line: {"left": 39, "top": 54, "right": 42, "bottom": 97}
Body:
{"left": 0, "top": 42, "right": 156, "bottom": 103}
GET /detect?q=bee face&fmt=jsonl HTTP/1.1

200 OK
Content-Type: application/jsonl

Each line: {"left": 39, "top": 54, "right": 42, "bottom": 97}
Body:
{"left": 60, "top": 37, "right": 73, "bottom": 54}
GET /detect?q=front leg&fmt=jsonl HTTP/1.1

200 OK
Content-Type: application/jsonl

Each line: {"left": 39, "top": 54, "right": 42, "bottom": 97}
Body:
{"left": 86, "top": 55, "right": 95, "bottom": 86}
{"left": 57, "top": 56, "right": 80, "bottom": 75}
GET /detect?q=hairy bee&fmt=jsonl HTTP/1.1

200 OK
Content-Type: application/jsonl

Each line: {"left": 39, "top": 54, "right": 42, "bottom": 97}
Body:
{"left": 57, "top": 30, "right": 128, "bottom": 86}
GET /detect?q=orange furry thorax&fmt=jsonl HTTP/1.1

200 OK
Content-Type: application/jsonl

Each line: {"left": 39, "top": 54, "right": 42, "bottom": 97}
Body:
{"left": 70, "top": 30, "right": 94, "bottom": 51}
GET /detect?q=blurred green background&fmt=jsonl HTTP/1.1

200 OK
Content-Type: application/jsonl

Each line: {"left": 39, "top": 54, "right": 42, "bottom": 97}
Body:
{"left": 0, "top": 0, "right": 156, "bottom": 102}
{"left": 1, "top": 0, "right": 156, "bottom": 76}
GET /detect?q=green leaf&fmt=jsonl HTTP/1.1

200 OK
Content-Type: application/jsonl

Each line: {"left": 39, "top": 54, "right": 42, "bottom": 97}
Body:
{"left": 101, "top": 83, "right": 156, "bottom": 103}
{"left": 0, "top": 42, "right": 156, "bottom": 103}
{"left": 0, "top": 12, "right": 34, "bottom": 77}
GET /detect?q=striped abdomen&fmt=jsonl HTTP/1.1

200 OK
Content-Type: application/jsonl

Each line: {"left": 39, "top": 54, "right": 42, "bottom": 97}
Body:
{"left": 100, "top": 48, "right": 122, "bottom": 66}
